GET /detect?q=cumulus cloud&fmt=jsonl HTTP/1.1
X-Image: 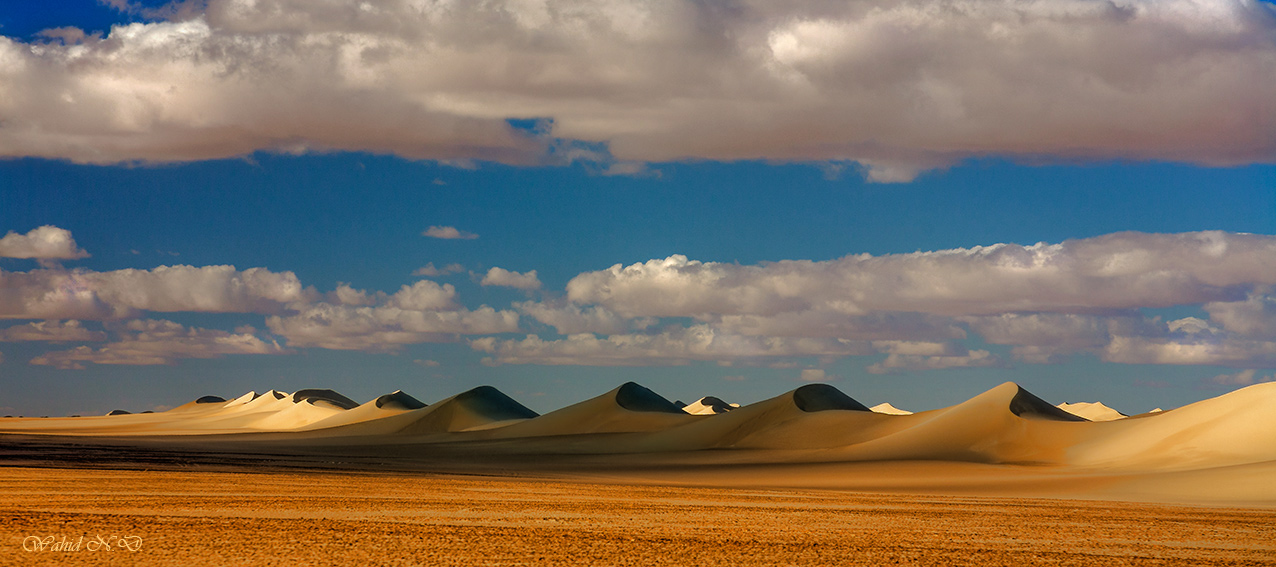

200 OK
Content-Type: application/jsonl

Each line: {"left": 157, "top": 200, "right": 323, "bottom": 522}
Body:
{"left": 1205, "top": 292, "right": 1276, "bottom": 338}
{"left": 412, "top": 262, "right": 465, "bottom": 277}
{"left": 473, "top": 324, "right": 875, "bottom": 366}
{"left": 2, "top": 0, "right": 1273, "bottom": 180}
{"left": 0, "top": 265, "right": 311, "bottom": 320}
{"left": 1101, "top": 317, "right": 1276, "bottom": 368}
{"left": 267, "top": 280, "right": 519, "bottom": 351}
{"left": 0, "top": 226, "right": 89, "bottom": 260}
{"left": 566, "top": 232, "right": 1276, "bottom": 318}
{"left": 0, "top": 320, "right": 106, "bottom": 342}
{"left": 480, "top": 267, "right": 542, "bottom": 290}
{"left": 423, "top": 226, "right": 478, "bottom": 240}
{"left": 717, "top": 311, "right": 966, "bottom": 340}
{"left": 29, "top": 319, "right": 288, "bottom": 369}
{"left": 515, "top": 300, "right": 649, "bottom": 335}
{"left": 866, "top": 350, "right": 1004, "bottom": 374}
{"left": 463, "top": 231, "right": 1276, "bottom": 370}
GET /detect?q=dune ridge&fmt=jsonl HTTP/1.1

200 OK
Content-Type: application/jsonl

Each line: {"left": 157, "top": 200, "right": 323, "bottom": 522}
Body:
{"left": 4, "top": 380, "right": 1276, "bottom": 501}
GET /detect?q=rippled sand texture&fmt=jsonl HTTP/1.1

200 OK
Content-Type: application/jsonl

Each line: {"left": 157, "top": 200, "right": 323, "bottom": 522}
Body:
{"left": 4, "top": 467, "right": 1274, "bottom": 566}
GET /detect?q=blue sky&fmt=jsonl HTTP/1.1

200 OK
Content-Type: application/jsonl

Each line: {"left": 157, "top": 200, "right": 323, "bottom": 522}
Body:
{"left": 2, "top": 0, "right": 1276, "bottom": 416}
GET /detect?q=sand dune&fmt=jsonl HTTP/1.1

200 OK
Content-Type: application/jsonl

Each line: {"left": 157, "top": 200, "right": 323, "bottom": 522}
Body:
{"left": 681, "top": 396, "right": 739, "bottom": 415}
{"left": 1068, "top": 382, "right": 1276, "bottom": 471}
{"left": 1058, "top": 401, "right": 1127, "bottom": 421}
{"left": 870, "top": 402, "right": 912, "bottom": 415}
{"left": 4, "top": 380, "right": 1276, "bottom": 503}
{"left": 485, "top": 382, "right": 696, "bottom": 438}
{"left": 392, "top": 386, "right": 539, "bottom": 436}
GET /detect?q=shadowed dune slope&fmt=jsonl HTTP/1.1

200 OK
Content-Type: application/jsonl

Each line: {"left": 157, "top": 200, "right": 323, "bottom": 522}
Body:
{"left": 683, "top": 396, "right": 738, "bottom": 415}
{"left": 821, "top": 382, "right": 1091, "bottom": 465}
{"left": 1008, "top": 387, "right": 1088, "bottom": 422}
{"left": 391, "top": 386, "right": 541, "bottom": 436}
{"left": 640, "top": 383, "right": 891, "bottom": 451}
{"left": 488, "top": 382, "right": 697, "bottom": 438}
{"left": 376, "top": 391, "right": 427, "bottom": 410}
{"left": 793, "top": 384, "right": 871, "bottom": 412}
{"left": 292, "top": 389, "right": 359, "bottom": 410}
{"left": 297, "top": 391, "right": 429, "bottom": 432}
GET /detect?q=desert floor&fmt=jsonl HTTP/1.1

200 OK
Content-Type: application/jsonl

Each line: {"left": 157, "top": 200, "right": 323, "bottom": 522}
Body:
{"left": 3, "top": 466, "right": 1275, "bottom": 566}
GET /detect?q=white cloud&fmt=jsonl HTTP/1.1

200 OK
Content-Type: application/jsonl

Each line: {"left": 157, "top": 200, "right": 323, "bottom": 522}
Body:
{"left": 0, "top": 320, "right": 106, "bottom": 342}
{"left": 0, "top": 265, "right": 311, "bottom": 320}
{"left": 1102, "top": 327, "right": 1276, "bottom": 368}
{"left": 566, "top": 232, "right": 1276, "bottom": 319}
{"left": 330, "top": 283, "right": 380, "bottom": 306}
{"left": 423, "top": 226, "right": 478, "bottom": 240}
{"left": 473, "top": 324, "right": 874, "bottom": 366}
{"left": 1, "top": 1, "right": 1273, "bottom": 180}
{"left": 967, "top": 313, "right": 1112, "bottom": 349}
{"left": 267, "top": 280, "right": 519, "bottom": 351}
{"left": 29, "top": 319, "right": 289, "bottom": 369}
{"left": 412, "top": 262, "right": 465, "bottom": 277}
{"left": 0, "top": 226, "right": 89, "bottom": 260}
{"left": 715, "top": 310, "right": 966, "bottom": 340}
{"left": 1205, "top": 292, "right": 1276, "bottom": 338}
{"left": 467, "top": 231, "right": 1276, "bottom": 370}
{"left": 866, "top": 350, "right": 1004, "bottom": 374}
{"left": 515, "top": 300, "right": 643, "bottom": 335}
{"left": 480, "top": 267, "right": 542, "bottom": 290}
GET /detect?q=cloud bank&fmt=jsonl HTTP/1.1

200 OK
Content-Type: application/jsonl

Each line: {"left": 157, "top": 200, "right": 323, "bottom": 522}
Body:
{"left": 7, "top": 226, "right": 1276, "bottom": 374}
{"left": 2, "top": 0, "right": 1273, "bottom": 180}
{"left": 485, "top": 231, "right": 1276, "bottom": 369}
{"left": 29, "top": 319, "right": 288, "bottom": 369}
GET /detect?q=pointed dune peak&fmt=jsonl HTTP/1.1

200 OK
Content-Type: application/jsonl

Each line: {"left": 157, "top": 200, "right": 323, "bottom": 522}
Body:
{"left": 792, "top": 384, "right": 870, "bottom": 412}
{"left": 375, "top": 390, "right": 427, "bottom": 410}
{"left": 229, "top": 391, "right": 259, "bottom": 404}
{"left": 266, "top": 389, "right": 287, "bottom": 400}
{"left": 614, "top": 382, "right": 686, "bottom": 413}
{"left": 291, "top": 389, "right": 358, "bottom": 410}
{"left": 452, "top": 386, "right": 539, "bottom": 421}
{"left": 195, "top": 395, "right": 226, "bottom": 404}
{"left": 395, "top": 386, "right": 538, "bottom": 435}
{"left": 1006, "top": 384, "right": 1087, "bottom": 422}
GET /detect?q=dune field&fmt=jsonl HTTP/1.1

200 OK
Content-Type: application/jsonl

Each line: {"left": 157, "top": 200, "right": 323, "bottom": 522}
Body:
{"left": 4, "top": 381, "right": 1276, "bottom": 505}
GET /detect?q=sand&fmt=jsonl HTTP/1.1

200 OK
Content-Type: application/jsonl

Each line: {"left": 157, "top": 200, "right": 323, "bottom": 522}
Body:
{"left": 5, "top": 380, "right": 1276, "bottom": 506}
{"left": 3, "top": 466, "right": 1274, "bottom": 566}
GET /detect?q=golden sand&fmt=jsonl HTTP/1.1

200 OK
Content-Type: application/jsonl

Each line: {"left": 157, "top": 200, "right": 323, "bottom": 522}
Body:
{"left": 3, "top": 466, "right": 1274, "bottom": 566}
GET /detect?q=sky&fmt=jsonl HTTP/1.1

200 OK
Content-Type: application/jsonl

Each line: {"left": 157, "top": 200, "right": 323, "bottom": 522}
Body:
{"left": 2, "top": 0, "right": 1276, "bottom": 417}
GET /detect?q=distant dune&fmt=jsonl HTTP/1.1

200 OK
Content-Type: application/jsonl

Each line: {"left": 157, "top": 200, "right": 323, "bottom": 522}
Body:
{"left": 4, "top": 380, "right": 1276, "bottom": 504}
{"left": 682, "top": 396, "right": 739, "bottom": 415}
{"left": 1058, "top": 401, "right": 1127, "bottom": 422}
{"left": 870, "top": 402, "right": 912, "bottom": 415}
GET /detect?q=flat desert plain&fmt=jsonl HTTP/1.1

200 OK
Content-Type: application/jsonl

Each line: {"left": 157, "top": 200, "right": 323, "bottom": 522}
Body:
{"left": 4, "top": 466, "right": 1276, "bottom": 566}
